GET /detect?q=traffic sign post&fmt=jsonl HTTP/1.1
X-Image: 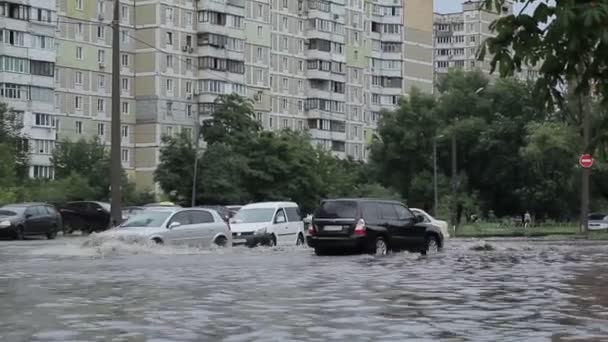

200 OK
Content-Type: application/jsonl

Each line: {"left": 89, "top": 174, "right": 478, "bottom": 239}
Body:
{"left": 579, "top": 154, "right": 594, "bottom": 169}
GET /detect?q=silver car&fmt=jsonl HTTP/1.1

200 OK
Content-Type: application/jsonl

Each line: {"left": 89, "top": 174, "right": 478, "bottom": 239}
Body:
{"left": 100, "top": 208, "right": 231, "bottom": 247}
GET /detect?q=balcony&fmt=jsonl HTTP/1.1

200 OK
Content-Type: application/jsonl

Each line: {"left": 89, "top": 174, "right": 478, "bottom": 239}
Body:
{"left": 309, "top": 128, "right": 346, "bottom": 142}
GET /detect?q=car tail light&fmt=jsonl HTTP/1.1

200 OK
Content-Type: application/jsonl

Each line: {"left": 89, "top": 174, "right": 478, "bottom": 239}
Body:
{"left": 308, "top": 223, "right": 316, "bottom": 236}
{"left": 354, "top": 218, "right": 366, "bottom": 236}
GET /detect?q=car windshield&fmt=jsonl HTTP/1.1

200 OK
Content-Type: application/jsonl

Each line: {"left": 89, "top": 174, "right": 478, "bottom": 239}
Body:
{"left": 314, "top": 201, "right": 358, "bottom": 219}
{"left": 0, "top": 208, "right": 22, "bottom": 216}
{"left": 120, "top": 211, "right": 172, "bottom": 228}
{"left": 589, "top": 214, "right": 607, "bottom": 221}
{"left": 233, "top": 208, "right": 275, "bottom": 223}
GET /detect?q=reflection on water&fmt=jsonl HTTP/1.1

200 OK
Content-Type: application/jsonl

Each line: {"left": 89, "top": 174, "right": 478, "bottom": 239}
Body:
{"left": 0, "top": 238, "right": 607, "bottom": 341}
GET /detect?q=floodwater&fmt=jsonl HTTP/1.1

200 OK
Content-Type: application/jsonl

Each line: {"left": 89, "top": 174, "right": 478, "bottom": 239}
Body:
{"left": 1, "top": 237, "right": 608, "bottom": 341}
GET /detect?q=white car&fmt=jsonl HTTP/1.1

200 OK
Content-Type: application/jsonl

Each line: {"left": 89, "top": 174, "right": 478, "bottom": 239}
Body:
{"left": 96, "top": 208, "right": 232, "bottom": 247}
{"left": 230, "top": 202, "right": 305, "bottom": 247}
{"left": 411, "top": 208, "right": 450, "bottom": 238}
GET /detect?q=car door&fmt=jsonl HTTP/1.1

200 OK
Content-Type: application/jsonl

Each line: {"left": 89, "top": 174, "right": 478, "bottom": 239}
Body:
{"left": 190, "top": 210, "right": 217, "bottom": 246}
{"left": 38, "top": 206, "right": 54, "bottom": 234}
{"left": 87, "top": 203, "right": 107, "bottom": 231}
{"left": 272, "top": 208, "right": 289, "bottom": 245}
{"left": 394, "top": 204, "right": 426, "bottom": 250}
{"left": 23, "top": 207, "right": 42, "bottom": 234}
{"left": 163, "top": 211, "right": 194, "bottom": 244}
{"left": 285, "top": 207, "right": 303, "bottom": 244}
{"left": 377, "top": 203, "right": 406, "bottom": 250}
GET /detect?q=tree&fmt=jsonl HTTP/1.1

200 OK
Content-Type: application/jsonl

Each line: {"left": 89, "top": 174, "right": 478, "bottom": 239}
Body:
{"left": 0, "top": 103, "right": 28, "bottom": 178}
{"left": 154, "top": 132, "right": 197, "bottom": 204}
{"left": 481, "top": 0, "right": 608, "bottom": 106}
{"left": 201, "top": 94, "right": 260, "bottom": 147}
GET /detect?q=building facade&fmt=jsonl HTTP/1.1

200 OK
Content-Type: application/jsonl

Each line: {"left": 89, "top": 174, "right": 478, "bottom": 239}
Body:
{"left": 433, "top": 0, "right": 538, "bottom": 82}
{"left": 8, "top": 0, "right": 434, "bottom": 194}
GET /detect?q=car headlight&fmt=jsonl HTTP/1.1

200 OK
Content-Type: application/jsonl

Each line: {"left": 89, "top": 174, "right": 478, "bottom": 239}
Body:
{"left": 0, "top": 220, "right": 11, "bottom": 228}
{"left": 255, "top": 227, "right": 267, "bottom": 235}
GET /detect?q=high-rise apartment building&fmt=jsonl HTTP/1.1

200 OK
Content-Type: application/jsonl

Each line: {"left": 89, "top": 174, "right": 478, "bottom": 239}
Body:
{"left": 9, "top": 0, "right": 434, "bottom": 194}
{"left": 433, "top": 0, "right": 538, "bottom": 82}
{"left": 0, "top": 0, "right": 57, "bottom": 178}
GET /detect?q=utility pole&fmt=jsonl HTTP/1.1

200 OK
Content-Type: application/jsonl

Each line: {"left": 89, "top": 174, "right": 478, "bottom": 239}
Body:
{"left": 191, "top": 119, "right": 200, "bottom": 207}
{"left": 110, "top": 0, "right": 122, "bottom": 225}
{"left": 580, "top": 94, "right": 591, "bottom": 234}
{"left": 433, "top": 138, "right": 439, "bottom": 217}
{"left": 451, "top": 132, "right": 457, "bottom": 235}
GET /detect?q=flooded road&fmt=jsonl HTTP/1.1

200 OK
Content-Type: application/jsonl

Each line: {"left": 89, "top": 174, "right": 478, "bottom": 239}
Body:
{"left": 1, "top": 237, "right": 608, "bottom": 341}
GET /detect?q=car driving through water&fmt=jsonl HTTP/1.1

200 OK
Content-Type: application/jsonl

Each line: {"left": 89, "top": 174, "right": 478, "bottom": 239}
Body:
{"left": 230, "top": 202, "right": 305, "bottom": 247}
{"left": 93, "top": 208, "right": 231, "bottom": 247}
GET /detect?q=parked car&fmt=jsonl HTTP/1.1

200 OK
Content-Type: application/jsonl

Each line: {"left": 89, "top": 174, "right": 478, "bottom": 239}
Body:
{"left": 410, "top": 208, "right": 450, "bottom": 238}
{"left": 230, "top": 202, "right": 305, "bottom": 247}
{"left": 197, "top": 205, "right": 231, "bottom": 222}
{"left": 588, "top": 213, "right": 608, "bottom": 230}
{"left": 0, "top": 203, "right": 62, "bottom": 240}
{"left": 60, "top": 201, "right": 112, "bottom": 234}
{"left": 307, "top": 198, "right": 444, "bottom": 256}
{"left": 226, "top": 205, "right": 242, "bottom": 218}
{"left": 100, "top": 208, "right": 231, "bottom": 247}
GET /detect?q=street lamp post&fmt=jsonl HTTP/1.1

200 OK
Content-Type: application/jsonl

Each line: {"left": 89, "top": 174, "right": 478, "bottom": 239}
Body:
{"left": 433, "top": 135, "right": 444, "bottom": 217}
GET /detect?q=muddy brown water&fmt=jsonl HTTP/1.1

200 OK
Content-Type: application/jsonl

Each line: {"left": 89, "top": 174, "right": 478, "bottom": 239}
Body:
{"left": 0, "top": 237, "right": 607, "bottom": 341}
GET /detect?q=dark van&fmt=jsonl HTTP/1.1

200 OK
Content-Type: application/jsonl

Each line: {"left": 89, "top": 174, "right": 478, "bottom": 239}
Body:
{"left": 307, "top": 198, "right": 444, "bottom": 256}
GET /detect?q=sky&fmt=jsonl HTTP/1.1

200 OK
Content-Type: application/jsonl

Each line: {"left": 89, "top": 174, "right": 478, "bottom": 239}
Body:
{"left": 434, "top": 0, "right": 546, "bottom": 14}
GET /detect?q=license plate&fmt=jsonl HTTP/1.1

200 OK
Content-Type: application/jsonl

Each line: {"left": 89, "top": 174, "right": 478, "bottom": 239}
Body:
{"left": 323, "top": 225, "right": 343, "bottom": 231}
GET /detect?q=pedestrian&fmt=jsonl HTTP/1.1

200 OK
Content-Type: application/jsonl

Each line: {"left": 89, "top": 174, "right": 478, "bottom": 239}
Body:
{"left": 524, "top": 211, "right": 532, "bottom": 228}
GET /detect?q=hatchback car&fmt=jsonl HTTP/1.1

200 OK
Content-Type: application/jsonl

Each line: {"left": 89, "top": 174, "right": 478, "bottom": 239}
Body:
{"left": 60, "top": 201, "right": 111, "bottom": 234}
{"left": 0, "top": 203, "right": 62, "bottom": 240}
{"left": 308, "top": 199, "right": 444, "bottom": 256}
{"left": 99, "top": 208, "right": 231, "bottom": 247}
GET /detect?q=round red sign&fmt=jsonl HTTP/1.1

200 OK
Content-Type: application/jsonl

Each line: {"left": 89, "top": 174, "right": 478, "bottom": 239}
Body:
{"left": 579, "top": 154, "right": 594, "bottom": 168}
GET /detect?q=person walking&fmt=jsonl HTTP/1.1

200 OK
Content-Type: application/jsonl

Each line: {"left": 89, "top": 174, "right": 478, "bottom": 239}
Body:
{"left": 524, "top": 211, "right": 532, "bottom": 228}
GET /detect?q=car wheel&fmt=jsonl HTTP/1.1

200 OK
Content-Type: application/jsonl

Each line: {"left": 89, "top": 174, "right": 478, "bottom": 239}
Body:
{"left": 373, "top": 236, "right": 389, "bottom": 256}
{"left": 268, "top": 235, "right": 277, "bottom": 247}
{"left": 422, "top": 235, "right": 440, "bottom": 256}
{"left": 46, "top": 225, "right": 58, "bottom": 240}
{"left": 296, "top": 233, "right": 304, "bottom": 246}
{"left": 14, "top": 226, "right": 25, "bottom": 240}
{"left": 214, "top": 236, "right": 228, "bottom": 247}
{"left": 152, "top": 238, "right": 163, "bottom": 245}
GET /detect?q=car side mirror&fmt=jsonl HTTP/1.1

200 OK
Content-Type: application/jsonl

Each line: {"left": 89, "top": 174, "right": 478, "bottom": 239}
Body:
{"left": 275, "top": 216, "right": 286, "bottom": 224}
{"left": 168, "top": 221, "right": 181, "bottom": 229}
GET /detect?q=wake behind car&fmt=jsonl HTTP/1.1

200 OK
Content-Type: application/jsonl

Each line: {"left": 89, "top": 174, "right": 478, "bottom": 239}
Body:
{"left": 97, "top": 208, "right": 231, "bottom": 247}
{"left": 308, "top": 198, "right": 444, "bottom": 256}
{"left": 230, "top": 202, "right": 305, "bottom": 247}
{"left": 0, "top": 203, "right": 62, "bottom": 240}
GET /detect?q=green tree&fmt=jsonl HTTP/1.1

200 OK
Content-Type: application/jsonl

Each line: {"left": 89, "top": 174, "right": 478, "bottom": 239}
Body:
{"left": 201, "top": 94, "right": 260, "bottom": 147}
{"left": 0, "top": 103, "right": 28, "bottom": 178}
{"left": 154, "top": 132, "right": 197, "bottom": 204}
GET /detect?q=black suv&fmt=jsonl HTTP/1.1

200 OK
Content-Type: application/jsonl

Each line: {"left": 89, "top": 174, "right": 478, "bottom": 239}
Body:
{"left": 59, "top": 201, "right": 111, "bottom": 234}
{"left": 307, "top": 199, "right": 444, "bottom": 256}
{"left": 0, "top": 203, "right": 63, "bottom": 240}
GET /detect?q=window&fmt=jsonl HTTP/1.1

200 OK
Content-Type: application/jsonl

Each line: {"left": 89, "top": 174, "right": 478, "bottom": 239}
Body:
{"left": 33, "top": 166, "right": 53, "bottom": 179}
{"left": 274, "top": 209, "right": 286, "bottom": 223}
{"left": 121, "top": 54, "right": 128, "bottom": 66}
{"left": 192, "top": 210, "right": 214, "bottom": 224}
{"left": 98, "top": 50, "right": 105, "bottom": 63}
{"left": 166, "top": 55, "right": 174, "bottom": 68}
{"left": 97, "top": 25, "right": 105, "bottom": 39}
{"left": 77, "top": 23, "right": 83, "bottom": 37}
{"left": 166, "top": 32, "right": 173, "bottom": 45}
{"left": 256, "top": 47, "right": 263, "bottom": 61}
{"left": 257, "top": 4, "right": 263, "bottom": 17}
{"left": 394, "top": 205, "right": 414, "bottom": 221}
{"left": 166, "top": 79, "right": 174, "bottom": 93}
{"left": 76, "top": 0, "right": 83, "bottom": 10}
{"left": 121, "top": 149, "right": 129, "bottom": 162}
{"left": 122, "top": 101, "right": 129, "bottom": 114}
{"left": 285, "top": 207, "right": 301, "bottom": 222}
{"left": 74, "top": 71, "right": 82, "bottom": 84}
{"left": 186, "top": 81, "right": 192, "bottom": 94}
{"left": 165, "top": 7, "right": 173, "bottom": 23}
{"left": 34, "top": 113, "right": 54, "bottom": 127}
{"left": 75, "top": 95, "right": 82, "bottom": 109}
{"left": 186, "top": 104, "right": 192, "bottom": 117}
{"left": 121, "top": 5, "right": 128, "bottom": 21}
{"left": 186, "top": 58, "right": 192, "bottom": 71}
{"left": 121, "top": 125, "right": 129, "bottom": 138}
{"left": 98, "top": 75, "right": 105, "bottom": 88}
{"left": 379, "top": 203, "right": 398, "bottom": 220}
{"left": 75, "top": 121, "right": 83, "bottom": 134}
{"left": 32, "top": 139, "right": 55, "bottom": 155}
{"left": 186, "top": 12, "right": 193, "bottom": 26}
{"left": 257, "top": 26, "right": 262, "bottom": 37}
{"left": 97, "top": 123, "right": 105, "bottom": 136}
{"left": 97, "top": 98, "right": 105, "bottom": 112}
{"left": 166, "top": 126, "right": 174, "bottom": 136}
{"left": 121, "top": 78, "right": 129, "bottom": 91}
{"left": 76, "top": 46, "right": 83, "bottom": 60}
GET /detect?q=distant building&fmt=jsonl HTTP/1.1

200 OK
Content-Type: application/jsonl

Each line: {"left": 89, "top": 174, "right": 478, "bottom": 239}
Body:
{"left": 433, "top": 0, "right": 538, "bottom": 84}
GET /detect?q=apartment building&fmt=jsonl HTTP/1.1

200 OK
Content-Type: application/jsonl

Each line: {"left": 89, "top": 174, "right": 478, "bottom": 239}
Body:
{"left": 433, "top": 0, "right": 538, "bottom": 82}
{"left": 0, "top": 0, "right": 57, "bottom": 178}
{"left": 8, "top": 0, "right": 434, "bottom": 194}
